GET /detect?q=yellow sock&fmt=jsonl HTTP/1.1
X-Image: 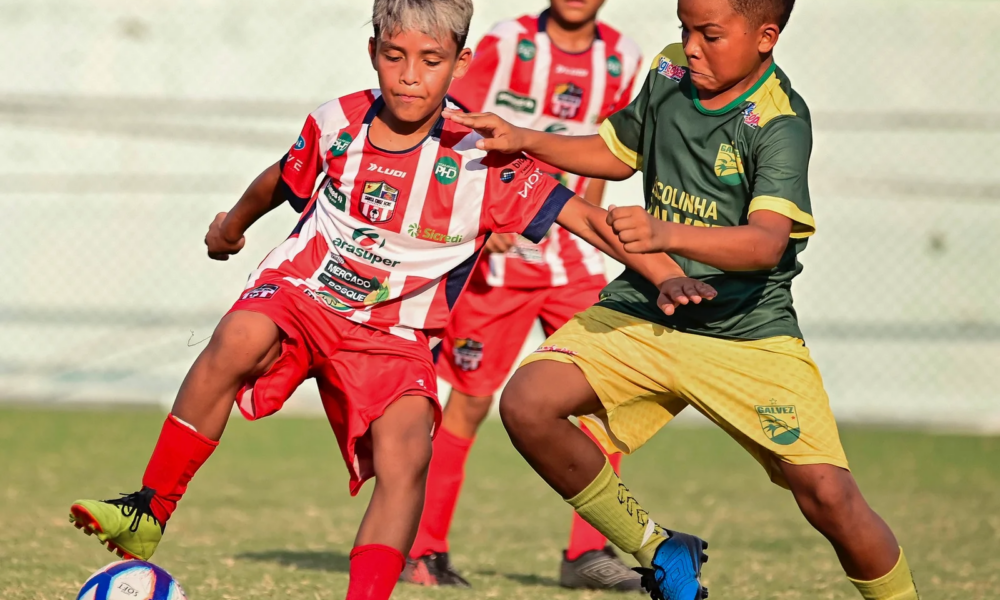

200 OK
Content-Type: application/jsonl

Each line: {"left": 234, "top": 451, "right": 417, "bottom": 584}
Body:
{"left": 849, "top": 548, "right": 919, "bottom": 599}
{"left": 567, "top": 460, "right": 667, "bottom": 568}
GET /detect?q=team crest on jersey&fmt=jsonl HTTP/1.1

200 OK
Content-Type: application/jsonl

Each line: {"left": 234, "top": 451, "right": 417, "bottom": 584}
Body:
{"left": 714, "top": 143, "right": 745, "bottom": 186}
{"left": 656, "top": 56, "right": 687, "bottom": 82}
{"left": 743, "top": 103, "right": 761, "bottom": 128}
{"left": 453, "top": 338, "right": 484, "bottom": 371}
{"left": 360, "top": 181, "right": 399, "bottom": 224}
{"left": 551, "top": 82, "right": 585, "bottom": 119}
{"left": 755, "top": 400, "right": 801, "bottom": 445}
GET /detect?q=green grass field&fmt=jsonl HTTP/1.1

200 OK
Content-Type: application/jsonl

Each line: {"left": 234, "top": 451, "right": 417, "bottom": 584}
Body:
{"left": 1, "top": 407, "right": 998, "bottom": 600}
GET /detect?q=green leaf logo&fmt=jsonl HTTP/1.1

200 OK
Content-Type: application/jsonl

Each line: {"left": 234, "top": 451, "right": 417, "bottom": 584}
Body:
{"left": 330, "top": 132, "right": 353, "bottom": 157}
{"left": 434, "top": 156, "right": 459, "bottom": 185}
{"left": 517, "top": 39, "right": 536, "bottom": 61}
{"left": 607, "top": 55, "right": 622, "bottom": 77}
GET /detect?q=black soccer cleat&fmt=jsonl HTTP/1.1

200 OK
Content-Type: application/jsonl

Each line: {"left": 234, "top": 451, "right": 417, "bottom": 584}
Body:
{"left": 560, "top": 545, "right": 644, "bottom": 592}
{"left": 400, "top": 552, "right": 471, "bottom": 587}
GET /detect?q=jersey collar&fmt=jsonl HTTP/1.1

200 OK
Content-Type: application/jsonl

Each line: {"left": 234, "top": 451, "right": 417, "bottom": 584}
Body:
{"left": 363, "top": 95, "right": 447, "bottom": 154}
{"left": 691, "top": 61, "right": 777, "bottom": 116}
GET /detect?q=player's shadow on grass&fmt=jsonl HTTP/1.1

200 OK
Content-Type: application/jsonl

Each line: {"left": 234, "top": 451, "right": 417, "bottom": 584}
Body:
{"left": 237, "top": 549, "right": 351, "bottom": 573}
{"left": 476, "top": 569, "right": 561, "bottom": 588}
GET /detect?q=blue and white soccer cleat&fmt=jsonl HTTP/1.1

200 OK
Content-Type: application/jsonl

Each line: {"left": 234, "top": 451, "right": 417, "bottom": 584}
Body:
{"left": 636, "top": 530, "right": 709, "bottom": 600}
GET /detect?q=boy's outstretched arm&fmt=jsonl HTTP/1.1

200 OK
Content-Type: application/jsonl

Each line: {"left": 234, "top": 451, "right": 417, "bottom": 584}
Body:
{"left": 608, "top": 206, "right": 794, "bottom": 271}
{"left": 205, "top": 161, "right": 287, "bottom": 261}
{"left": 557, "top": 197, "right": 717, "bottom": 315}
{"left": 443, "top": 110, "right": 635, "bottom": 182}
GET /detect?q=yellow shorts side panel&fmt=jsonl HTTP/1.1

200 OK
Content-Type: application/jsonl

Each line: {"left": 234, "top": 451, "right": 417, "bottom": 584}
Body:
{"left": 520, "top": 306, "right": 849, "bottom": 488}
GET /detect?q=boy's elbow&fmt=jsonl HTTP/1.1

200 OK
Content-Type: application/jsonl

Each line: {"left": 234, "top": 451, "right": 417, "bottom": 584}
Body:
{"left": 755, "top": 240, "right": 788, "bottom": 270}
{"left": 605, "top": 160, "right": 637, "bottom": 181}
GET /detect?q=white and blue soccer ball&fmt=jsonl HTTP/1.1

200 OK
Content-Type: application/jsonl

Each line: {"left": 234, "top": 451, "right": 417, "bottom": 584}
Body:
{"left": 77, "top": 561, "right": 187, "bottom": 600}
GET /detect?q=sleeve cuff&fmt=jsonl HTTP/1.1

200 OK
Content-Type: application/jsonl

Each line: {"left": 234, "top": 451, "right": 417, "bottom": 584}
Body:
{"left": 278, "top": 155, "right": 311, "bottom": 214}
{"left": 748, "top": 196, "right": 816, "bottom": 239}
{"left": 522, "top": 185, "right": 575, "bottom": 243}
{"left": 598, "top": 120, "right": 641, "bottom": 171}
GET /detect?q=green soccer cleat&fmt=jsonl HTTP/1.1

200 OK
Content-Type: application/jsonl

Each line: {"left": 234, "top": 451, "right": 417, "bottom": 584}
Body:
{"left": 69, "top": 487, "right": 164, "bottom": 561}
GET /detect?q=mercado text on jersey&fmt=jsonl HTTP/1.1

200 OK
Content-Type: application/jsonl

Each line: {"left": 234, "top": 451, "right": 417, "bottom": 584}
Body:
{"left": 263, "top": 90, "right": 572, "bottom": 341}
{"left": 598, "top": 44, "right": 815, "bottom": 341}
{"left": 448, "top": 9, "right": 643, "bottom": 289}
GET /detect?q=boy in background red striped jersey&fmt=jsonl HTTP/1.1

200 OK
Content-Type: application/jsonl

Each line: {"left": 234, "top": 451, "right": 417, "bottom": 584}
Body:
{"left": 404, "top": 0, "right": 648, "bottom": 591}
{"left": 67, "top": 2, "right": 714, "bottom": 600}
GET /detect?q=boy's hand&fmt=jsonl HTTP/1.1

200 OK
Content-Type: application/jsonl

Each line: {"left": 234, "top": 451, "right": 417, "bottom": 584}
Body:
{"left": 442, "top": 110, "right": 526, "bottom": 153}
{"left": 205, "top": 212, "right": 246, "bottom": 261}
{"left": 607, "top": 205, "right": 670, "bottom": 253}
{"left": 484, "top": 233, "right": 516, "bottom": 255}
{"left": 657, "top": 277, "right": 718, "bottom": 316}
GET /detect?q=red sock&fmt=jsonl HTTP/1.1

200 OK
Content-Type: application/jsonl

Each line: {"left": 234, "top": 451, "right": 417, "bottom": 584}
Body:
{"left": 408, "top": 426, "right": 474, "bottom": 558}
{"left": 346, "top": 544, "right": 404, "bottom": 600}
{"left": 566, "top": 433, "right": 622, "bottom": 561}
{"left": 141, "top": 414, "right": 218, "bottom": 523}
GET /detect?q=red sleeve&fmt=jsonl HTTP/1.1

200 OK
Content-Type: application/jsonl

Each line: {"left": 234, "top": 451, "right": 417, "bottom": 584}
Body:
{"left": 277, "top": 114, "right": 324, "bottom": 213}
{"left": 448, "top": 35, "right": 501, "bottom": 113}
{"left": 483, "top": 152, "right": 575, "bottom": 243}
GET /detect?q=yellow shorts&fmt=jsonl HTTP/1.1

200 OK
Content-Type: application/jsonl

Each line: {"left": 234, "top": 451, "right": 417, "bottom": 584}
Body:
{"left": 520, "top": 306, "right": 849, "bottom": 488}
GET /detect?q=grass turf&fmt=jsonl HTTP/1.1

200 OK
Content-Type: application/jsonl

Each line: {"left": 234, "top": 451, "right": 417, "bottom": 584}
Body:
{"left": 0, "top": 407, "right": 998, "bottom": 599}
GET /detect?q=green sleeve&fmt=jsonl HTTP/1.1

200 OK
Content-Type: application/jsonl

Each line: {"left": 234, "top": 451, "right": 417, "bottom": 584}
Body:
{"left": 749, "top": 116, "right": 816, "bottom": 238}
{"left": 599, "top": 69, "right": 654, "bottom": 170}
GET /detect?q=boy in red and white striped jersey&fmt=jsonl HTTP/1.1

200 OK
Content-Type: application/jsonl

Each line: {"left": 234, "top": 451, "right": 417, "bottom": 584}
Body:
{"left": 67, "top": 2, "right": 714, "bottom": 600}
{"left": 406, "top": 0, "right": 648, "bottom": 591}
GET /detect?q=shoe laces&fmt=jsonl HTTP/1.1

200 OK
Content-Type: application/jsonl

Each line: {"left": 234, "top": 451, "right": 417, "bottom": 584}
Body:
{"left": 104, "top": 486, "right": 162, "bottom": 533}
{"left": 635, "top": 567, "right": 666, "bottom": 600}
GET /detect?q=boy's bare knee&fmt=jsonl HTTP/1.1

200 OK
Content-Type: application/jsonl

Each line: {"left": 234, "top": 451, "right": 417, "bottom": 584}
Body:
{"left": 377, "top": 432, "right": 432, "bottom": 485}
{"left": 499, "top": 376, "right": 538, "bottom": 433}
{"left": 785, "top": 464, "right": 861, "bottom": 530}
{"left": 372, "top": 396, "right": 435, "bottom": 482}
{"left": 500, "top": 363, "right": 596, "bottom": 433}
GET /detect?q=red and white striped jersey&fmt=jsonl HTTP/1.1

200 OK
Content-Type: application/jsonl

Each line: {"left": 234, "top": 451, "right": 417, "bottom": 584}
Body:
{"left": 254, "top": 90, "right": 573, "bottom": 341}
{"left": 449, "top": 10, "right": 643, "bottom": 289}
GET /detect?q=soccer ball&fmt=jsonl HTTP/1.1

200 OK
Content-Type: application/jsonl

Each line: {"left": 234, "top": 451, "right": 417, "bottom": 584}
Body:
{"left": 77, "top": 561, "right": 187, "bottom": 600}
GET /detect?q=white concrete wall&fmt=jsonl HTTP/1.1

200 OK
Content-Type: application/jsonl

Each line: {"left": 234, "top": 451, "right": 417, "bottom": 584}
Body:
{"left": 1, "top": 0, "right": 998, "bottom": 429}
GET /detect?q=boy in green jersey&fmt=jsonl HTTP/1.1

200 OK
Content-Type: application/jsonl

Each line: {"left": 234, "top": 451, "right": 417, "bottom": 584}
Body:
{"left": 444, "top": 0, "right": 920, "bottom": 599}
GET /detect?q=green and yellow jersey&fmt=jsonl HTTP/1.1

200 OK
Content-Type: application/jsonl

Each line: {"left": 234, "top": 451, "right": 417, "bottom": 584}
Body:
{"left": 598, "top": 44, "right": 815, "bottom": 341}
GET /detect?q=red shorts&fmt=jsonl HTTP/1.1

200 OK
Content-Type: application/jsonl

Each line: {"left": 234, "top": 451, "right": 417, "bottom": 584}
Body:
{"left": 228, "top": 280, "right": 441, "bottom": 495}
{"left": 437, "top": 274, "right": 606, "bottom": 397}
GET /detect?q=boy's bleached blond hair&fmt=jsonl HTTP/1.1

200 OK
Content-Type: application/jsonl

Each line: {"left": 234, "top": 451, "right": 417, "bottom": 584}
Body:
{"left": 372, "top": 0, "right": 474, "bottom": 50}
